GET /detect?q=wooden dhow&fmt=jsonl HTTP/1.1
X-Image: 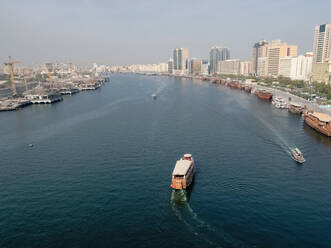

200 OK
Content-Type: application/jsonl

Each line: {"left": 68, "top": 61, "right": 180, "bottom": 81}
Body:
{"left": 304, "top": 111, "right": 331, "bottom": 137}
{"left": 171, "top": 154, "right": 195, "bottom": 190}
{"left": 256, "top": 90, "right": 273, "bottom": 101}
{"left": 288, "top": 103, "right": 304, "bottom": 115}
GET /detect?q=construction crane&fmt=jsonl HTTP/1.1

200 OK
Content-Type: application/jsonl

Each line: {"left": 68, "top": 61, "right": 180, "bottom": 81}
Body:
{"left": 23, "top": 69, "right": 29, "bottom": 92}
{"left": 4, "top": 56, "right": 20, "bottom": 97}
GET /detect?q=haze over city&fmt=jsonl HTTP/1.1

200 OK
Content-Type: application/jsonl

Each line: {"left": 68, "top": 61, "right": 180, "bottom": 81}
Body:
{"left": 2, "top": 0, "right": 331, "bottom": 65}
{"left": 2, "top": 1, "right": 331, "bottom": 248}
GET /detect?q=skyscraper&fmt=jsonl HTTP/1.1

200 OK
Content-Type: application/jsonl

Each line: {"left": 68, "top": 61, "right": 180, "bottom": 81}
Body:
{"left": 313, "top": 23, "right": 331, "bottom": 63}
{"left": 252, "top": 40, "right": 268, "bottom": 75}
{"left": 173, "top": 48, "right": 189, "bottom": 73}
{"left": 168, "top": 58, "right": 173, "bottom": 74}
{"left": 209, "top": 46, "right": 230, "bottom": 75}
{"left": 189, "top": 59, "right": 202, "bottom": 75}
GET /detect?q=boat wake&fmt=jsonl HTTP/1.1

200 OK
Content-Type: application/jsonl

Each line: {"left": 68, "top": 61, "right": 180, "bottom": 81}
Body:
{"left": 149, "top": 79, "right": 168, "bottom": 98}
{"left": 253, "top": 113, "right": 294, "bottom": 156}
{"left": 223, "top": 94, "right": 296, "bottom": 159}
{"left": 170, "top": 190, "right": 246, "bottom": 248}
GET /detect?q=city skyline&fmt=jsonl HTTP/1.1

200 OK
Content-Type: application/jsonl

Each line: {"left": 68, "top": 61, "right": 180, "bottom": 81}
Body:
{"left": 1, "top": 0, "right": 331, "bottom": 65}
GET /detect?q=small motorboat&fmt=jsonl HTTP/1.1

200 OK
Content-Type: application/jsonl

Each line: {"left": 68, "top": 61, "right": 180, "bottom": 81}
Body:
{"left": 152, "top": 94, "right": 157, "bottom": 100}
{"left": 291, "top": 148, "right": 305, "bottom": 163}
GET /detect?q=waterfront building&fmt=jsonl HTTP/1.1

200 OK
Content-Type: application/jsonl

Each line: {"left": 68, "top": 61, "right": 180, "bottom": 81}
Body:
{"left": 168, "top": 59, "right": 173, "bottom": 74}
{"left": 127, "top": 63, "right": 168, "bottom": 73}
{"left": 312, "top": 59, "right": 331, "bottom": 84}
{"left": 209, "top": 46, "right": 230, "bottom": 75}
{"left": 218, "top": 60, "right": 252, "bottom": 76}
{"left": 173, "top": 48, "right": 189, "bottom": 74}
{"left": 218, "top": 59, "right": 241, "bottom": 75}
{"left": 158, "top": 63, "right": 168, "bottom": 73}
{"left": 252, "top": 40, "right": 268, "bottom": 75}
{"left": 239, "top": 61, "right": 252, "bottom": 76}
{"left": 313, "top": 23, "right": 331, "bottom": 63}
{"left": 201, "top": 60, "right": 209, "bottom": 75}
{"left": 266, "top": 40, "right": 298, "bottom": 76}
{"left": 312, "top": 23, "right": 331, "bottom": 84}
{"left": 279, "top": 53, "right": 313, "bottom": 81}
{"left": 189, "top": 59, "right": 202, "bottom": 75}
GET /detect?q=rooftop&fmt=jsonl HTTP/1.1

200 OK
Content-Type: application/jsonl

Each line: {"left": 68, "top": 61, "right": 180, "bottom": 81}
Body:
{"left": 172, "top": 160, "right": 192, "bottom": 176}
{"left": 312, "top": 112, "right": 331, "bottom": 122}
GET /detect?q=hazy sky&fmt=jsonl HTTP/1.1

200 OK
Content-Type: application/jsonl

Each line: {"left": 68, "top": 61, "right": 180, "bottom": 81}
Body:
{"left": 1, "top": 0, "right": 331, "bottom": 65}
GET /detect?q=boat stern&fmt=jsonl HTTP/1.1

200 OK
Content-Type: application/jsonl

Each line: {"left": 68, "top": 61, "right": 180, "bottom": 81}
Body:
{"left": 171, "top": 177, "right": 186, "bottom": 190}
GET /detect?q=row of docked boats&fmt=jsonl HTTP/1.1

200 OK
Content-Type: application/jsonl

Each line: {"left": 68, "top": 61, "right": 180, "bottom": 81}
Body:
{"left": 218, "top": 79, "right": 331, "bottom": 138}
{"left": 0, "top": 78, "right": 108, "bottom": 112}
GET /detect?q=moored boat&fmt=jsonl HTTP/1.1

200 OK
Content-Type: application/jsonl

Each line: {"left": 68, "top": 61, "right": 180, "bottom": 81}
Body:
{"left": 304, "top": 111, "right": 331, "bottom": 137}
{"left": 244, "top": 85, "right": 252, "bottom": 93}
{"left": 291, "top": 148, "right": 305, "bottom": 163}
{"left": 152, "top": 94, "right": 157, "bottom": 100}
{"left": 288, "top": 103, "right": 303, "bottom": 115}
{"left": 227, "top": 82, "right": 238, "bottom": 89}
{"left": 257, "top": 90, "right": 273, "bottom": 100}
{"left": 272, "top": 97, "right": 287, "bottom": 109}
{"left": 171, "top": 154, "right": 195, "bottom": 190}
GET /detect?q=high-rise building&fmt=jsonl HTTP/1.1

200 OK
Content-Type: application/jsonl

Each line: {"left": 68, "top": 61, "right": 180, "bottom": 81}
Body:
{"left": 266, "top": 40, "right": 298, "bottom": 76}
{"left": 313, "top": 23, "right": 331, "bottom": 63}
{"left": 168, "top": 59, "right": 173, "bottom": 74}
{"left": 173, "top": 48, "right": 189, "bottom": 73}
{"left": 189, "top": 59, "right": 202, "bottom": 75}
{"left": 209, "top": 46, "right": 230, "bottom": 75}
{"left": 279, "top": 53, "right": 313, "bottom": 81}
{"left": 252, "top": 40, "right": 268, "bottom": 75}
{"left": 201, "top": 60, "right": 209, "bottom": 75}
{"left": 257, "top": 57, "right": 268, "bottom": 76}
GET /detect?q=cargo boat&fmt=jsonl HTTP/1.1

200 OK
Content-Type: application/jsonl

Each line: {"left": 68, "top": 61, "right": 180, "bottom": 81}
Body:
{"left": 304, "top": 111, "right": 331, "bottom": 137}
{"left": 288, "top": 103, "right": 304, "bottom": 115}
{"left": 171, "top": 154, "right": 195, "bottom": 190}
{"left": 257, "top": 90, "right": 273, "bottom": 100}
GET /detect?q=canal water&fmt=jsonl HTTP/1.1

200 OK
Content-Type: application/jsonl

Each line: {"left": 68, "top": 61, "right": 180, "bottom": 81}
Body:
{"left": 1, "top": 74, "right": 331, "bottom": 248}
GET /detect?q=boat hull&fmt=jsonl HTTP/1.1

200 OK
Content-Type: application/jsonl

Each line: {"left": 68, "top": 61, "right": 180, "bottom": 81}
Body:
{"left": 257, "top": 93, "right": 273, "bottom": 100}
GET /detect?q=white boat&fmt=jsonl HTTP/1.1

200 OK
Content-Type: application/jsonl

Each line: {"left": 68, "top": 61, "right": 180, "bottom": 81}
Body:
{"left": 291, "top": 148, "right": 305, "bottom": 164}
{"left": 272, "top": 97, "right": 288, "bottom": 109}
{"left": 171, "top": 154, "right": 195, "bottom": 190}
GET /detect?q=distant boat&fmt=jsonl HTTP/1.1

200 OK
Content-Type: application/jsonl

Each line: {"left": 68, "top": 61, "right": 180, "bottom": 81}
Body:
{"left": 152, "top": 94, "right": 157, "bottom": 100}
{"left": 171, "top": 154, "right": 195, "bottom": 190}
{"left": 291, "top": 148, "right": 305, "bottom": 164}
